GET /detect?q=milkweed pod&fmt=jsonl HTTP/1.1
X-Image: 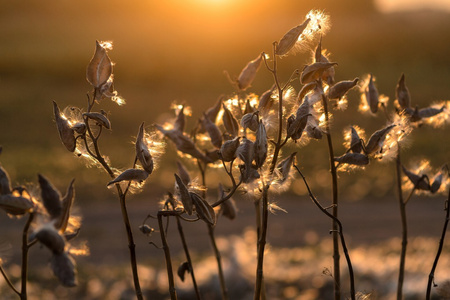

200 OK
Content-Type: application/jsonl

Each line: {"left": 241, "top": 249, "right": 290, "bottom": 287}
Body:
{"left": 0, "top": 166, "right": 12, "bottom": 195}
{"left": 364, "top": 124, "right": 395, "bottom": 155}
{"left": 174, "top": 106, "right": 185, "bottom": 132}
{"left": 237, "top": 54, "right": 262, "bottom": 90}
{"left": 86, "top": 40, "right": 112, "bottom": 89}
{"left": 300, "top": 62, "right": 337, "bottom": 84}
{"left": 430, "top": 172, "right": 443, "bottom": 194}
{"left": 254, "top": 122, "right": 268, "bottom": 169}
{"left": 306, "top": 124, "right": 323, "bottom": 140}
{"left": 418, "top": 105, "right": 446, "bottom": 119}
{"left": 222, "top": 104, "right": 239, "bottom": 137}
{"left": 106, "top": 169, "right": 149, "bottom": 186}
{"left": 205, "top": 149, "right": 221, "bottom": 163}
{"left": 404, "top": 107, "right": 421, "bottom": 122}
{"left": 55, "top": 179, "right": 75, "bottom": 232}
{"left": 328, "top": 78, "right": 359, "bottom": 100}
{"left": 402, "top": 166, "right": 431, "bottom": 191}
{"left": 174, "top": 174, "right": 193, "bottom": 215}
{"left": 218, "top": 184, "right": 236, "bottom": 220}
{"left": 177, "top": 261, "right": 191, "bottom": 282}
{"left": 82, "top": 112, "right": 111, "bottom": 129}
{"left": 202, "top": 112, "right": 223, "bottom": 148}
{"left": 237, "top": 137, "right": 256, "bottom": 182}
{"left": 244, "top": 99, "right": 256, "bottom": 115}
{"left": 276, "top": 18, "right": 311, "bottom": 56}
{"left": 277, "top": 152, "right": 297, "bottom": 183}
{"left": 334, "top": 153, "right": 369, "bottom": 166}
{"left": 365, "top": 74, "right": 379, "bottom": 114}
{"left": 258, "top": 85, "right": 276, "bottom": 114}
{"left": 205, "top": 96, "right": 223, "bottom": 123}
{"left": 139, "top": 224, "right": 155, "bottom": 236}
{"left": 314, "top": 37, "right": 323, "bottom": 63}
{"left": 349, "top": 126, "right": 363, "bottom": 154}
{"left": 219, "top": 137, "right": 240, "bottom": 162}
{"left": 297, "top": 82, "right": 317, "bottom": 103}
{"left": 33, "top": 225, "right": 66, "bottom": 254}
{"left": 190, "top": 192, "right": 215, "bottom": 226}
{"left": 38, "top": 174, "right": 62, "bottom": 220}
{"left": 176, "top": 161, "right": 191, "bottom": 185}
{"left": 71, "top": 122, "right": 86, "bottom": 135}
{"left": 286, "top": 114, "right": 306, "bottom": 142}
{"left": 396, "top": 74, "right": 411, "bottom": 110}
{"left": 136, "top": 123, "right": 154, "bottom": 174}
{"left": 51, "top": 252, "right": 78, "bottom": 287}
{"left": 53, "top": 101, "right": 76, "bottom": 152}
{"left": 240, "top": 113, "right": 259, "bottom": 132}
{"left": 296, "top": 97, "right": 310, "bottom": 119}
{"left": 0, "top": 194, "right": 34, "bottom": 215}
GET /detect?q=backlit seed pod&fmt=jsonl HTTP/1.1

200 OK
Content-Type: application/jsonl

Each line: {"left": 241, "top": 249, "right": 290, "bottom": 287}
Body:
{"left": 328, "top": 78, "right": 359, "bottom": 100}
{"left": 71, "top": 122, "right": 86, "bottom": 135}
{"left": 0, "top": 194, "right": 34, "bottom": 215}
{"left": 222, "top": 104, "right": 239, "bottom": 137}
{"left": 190, "top": 192, "right": 215, "bottom": 226}
{"left": 402, "top": 166, "right": 431, "bottom": 191}
{"left": 277, "top": 152, "right": 297, "bottom": 183}
{"left": 218, "top": 184, "right": 236, "bottom": 220}
{"left": 364, "top": 125, "right": 395, "bottom": 155}
{"left": 365, "top": 74, "right": 379, "bottom": 114}
{"left": 51, "top": 252, "right": 77, "bottom": 287}
{"left": 0, "top": 166, "right": 12, "bottom": 195}
{"left": 176, "top": 161, "right": 191, "bottom": 185}
{"left": 219, "top": 137, "right": 240, "bottom": 162}
{"left": 315, "top": 40, "right": 335, "bottom": 84}
{"left": 404, "top": 107, "right": 421, "bottom": 122}
{"left": 55, "top": 179, "right": 75, "bottom": 232}
{"left": 287, "top": 98, "right": 310, "bottom": 140}
{"left": 396, "top": 74, "right": 411, "bottom": 110}
{"left": 276, "top": 18, "right": 311, "bottom": 56}
{"left": 300, "top": 62, "right": 337, "bottom": 84}
{"left": 38, "top": 174, "right": 62, "bottom": 220}
{"left": 236, "top": 137, "right": 254, "bottom": 182}
{"left": 86, "top": 40, "right": 112, "bottom": 89}
{"left": 237, "top": 54, "right": 262, "bottom": 90}
{"left": 306, "top": 124, "right": 323, "bottom": 140}
{"left": 239, "top": 164, "right": 260, "bottom": 183}
{"left": 174, "top": 173, "right": 193, "bottom": 215}
{"left": 258, "top": 85, "right": 276, "bottom": 114}
{"left": 82, "top": 112, "right": 111, "bottom": 130}
{"left": 135, "top": 123, "right": 154, "bottom": 174}
{"left": 430, "top": 172, "right": 443, "bottom": 194}
{"left": 106, "top": 168, "right": 149, "bottom": 186}
{"left": 254, "top": 122, "right": 268, "bottom": 169}
{"left": 202, "top": 112, "right": 223, "bottom": 148}
{"left": 34, "top": 226, "right": 66, "bottom": 254}
{"left": 418, "top": 105, "right": 446, "bottom": 119}
{"left": 240, "top": 113, "right": 259, "bottom": 132}
{"left": 244, "top": 100, "right": 256, "bottom": 115}
{"left": 349, "top": 127, "right": 363, "bottom": 154}
{"left": 205, "top": 149, "right": 221, "bottom": 163}
{"left": 297, "top": 82, "right": 317, "bottom": 103}
{"left": 53, "top": 101, "right": 76, "bottom": 152}
{"left": 205, "top": 97, "right": 223, "bottom": 123}
{"left": 177, "top": 262, "right": 190, "bottom": 282}
{"left": 334, "top": 153, "right": 369, "bottom": 166}
{"left": 174, "top": 106, "right": 185, "bottom": 132}
{"left": 139, "top": 224, "right": 155, "bottom": 236}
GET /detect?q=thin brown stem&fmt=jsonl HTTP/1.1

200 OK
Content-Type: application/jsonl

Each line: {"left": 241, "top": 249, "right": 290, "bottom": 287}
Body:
{"left": 20, "top": 212, "right": 35, "bottom": 300}
{"left": 158, "top": 213, "right": 177, "bottom": 300}
{"left": 0, "top": 264, "right": 19, "bottom": 296}
{"left": 254, "top": 185, "right": 269, "bottom": 300}
{"left": 396, "top": 147, "right": 407, "bottom": 300}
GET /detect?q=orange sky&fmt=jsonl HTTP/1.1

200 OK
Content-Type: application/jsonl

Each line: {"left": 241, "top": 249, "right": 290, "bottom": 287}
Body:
{"left": 376, "top": 0, "right": 450, "bottom": 13}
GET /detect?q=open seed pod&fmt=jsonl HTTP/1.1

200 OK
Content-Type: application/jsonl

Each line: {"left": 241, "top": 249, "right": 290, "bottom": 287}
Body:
{"left": 86, "top": 40, "right": 112, "bottom": 89}
{"left": 107, "top": 169, "right": 149, "bottom": 186}
{"left": 53, "top": 101, "right": 76, "bottom": 152}
{"left": 174, "top": 174, "right": 193, "bottom": 215}
{"left": 135, "top": 123, "right": 154, "bottom": 174}
{"left": 276, "top": 18, "right": 311, "bottom": 56}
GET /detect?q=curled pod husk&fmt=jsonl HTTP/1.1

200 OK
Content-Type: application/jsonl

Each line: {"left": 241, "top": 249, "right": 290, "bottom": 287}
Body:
{"left": 218, "top": 184, "right": 236, "bottom": 220}
{"left": 38, "top": 174, "right": 62, "bottom": 220}
{"left": 364, "top": 124, "right": 395, "bottom": 155}
{"left": 174, "top": 106, "right": 185, "bottom": 132}
{"left": 0, "top": 166, "right": 12, "bottom": 195}
{"left": 328, "top": 78, "right": 359, "bottom": 100}
{"left": 86, "top": 40, "right": 112, "bottom": 89}
{"left": 402, "top": 166, "right": 431, "bottom": 191}
{"left": 190, "top": 192, "right": 215, "bottom": 226}
{"left": 54, "top": 179, "right": 75, "bottom": 232}
{"left": 71, "top": 122, "right": 86, "bottom": 134}
{"left": 287, "top": 98, "right": 310, "bottom": 140}
{"left": 306, "top": 124, "right": 323, "bottom": 140}
{"left": 276, "top": 18, "right": 311, "bottom": 56}
{"left": 219, "top": 137, "right": 240, "bottom": 162}
{"left": 349, "top": 126, "right": 363, "bottom": 154}
{"left": 277, "top": 152, "right": 297, "bottom": 183}
{"left": 205, "top": 97, "right": 223, "bottom": 123}
{"left": 176, "top": 161, "right": 191, "bottom": 185}
{"left": 82, "top": 112, "right": 111, "bottom": 130}
{"left": 404, "top": 107, "right": 421, "bottom": 122}
{"left": 334, "top": 153, "right": 369, "bottom": 166}
{"left": 237, "top": 54, "right": 262, "bottom": 90}
{"left": 177, "top": 262, "right": 191, "bottom": 282}
{"left": 418, "top": 105, "right": 446, "bottom": 119}
{"left": 174, "top": 173, "right": 193, "bottom": 215}
{"left": 135, "top": 123, "right": 154, "bottom": 174}
{"left": 315, "top": 40, "right": 335, "bottom": 84}
{"left": 396, "top": 74, "right": 411, "bottom": 110}
{"left": 254, "top": 122, "right": 268, "bottom": 169}
{"left": 222, "top": 104, "right": 239, "bottom": 137}
{"left": 33, "top": 226, "right": 66, "bottom": 254}
{"left": 365, "top": 74, "right": 379, "bottom": 114}
{"left": 430, "top": 172, "right": 443, "bottom": 194}
{"left": 205, "top": 149, "right": 220, "bottom": 163}
{"left": 243, "top": 99, "right": 256, "bottom": 115}
{"left": 0, "top": 194, "right": 34, "bottom": 215}
{"left": 107, "top": 168, "right": 149, "bottom": 186}
{"left": 258, "top": 85, "right": 276, "bottom": 115}
{"left": 53, "top": 101, "right": 76, "bottom": 152}
{"left": 51, "top": 252, "right": 78, "bottom": 287}
{"left": 240, "top": 113, "right": 259, "bottom": 132}
{"left": 236, "top": 137, "right": 254, "bottom": 182}
{"left": 300, "top": 62, "right": 338, "bottom": 84}
{"left": 297, "top": 82, "right": 318, "bottom": 103}
{"left": 202, "top": 112, "right": 223, "bottom": 148}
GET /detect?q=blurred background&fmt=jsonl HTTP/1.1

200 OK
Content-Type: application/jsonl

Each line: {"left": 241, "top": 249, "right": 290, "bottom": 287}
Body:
{"left": 0, "top": 0, "right": 450, "bottom": 298}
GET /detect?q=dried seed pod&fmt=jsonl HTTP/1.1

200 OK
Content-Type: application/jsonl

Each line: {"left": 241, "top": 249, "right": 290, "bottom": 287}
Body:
{"left": 334, "top": 153, "right": 369, "bottom": 166}
{"left": 402, "top": 166, "right": 431, "bottom": 191}
{"left": 237, "top": 54, "right": 262, "bottom": 90}
{"left": 174, "top": 106, "right": 185, "bottom": 132}
{"left": 315, "top": 40, "right": 335, "bottom": 84}
{"left": 174, "top": 173, "right": 193, "bottom": 215}
{"left": 254, "top": 121, "right": 268, "bottom": 168}
{"left": 219, "top": 137, "right": 240, "bottom": 162}
{"left": 64, "top": 228, "right": 80, "bottom": 242}
{"left": 349, "top": 126, "right": 363, "bottom": 154}
{"left": 300, "top": 62, "right": 338, "bottom": 84}
{"left": 107, "top": 169, "right": 149, "bottom": 186}
{"left": 82, "top": 112, "right": 111, "bottom": 130}
{"left": 430, "top": 172, "right": 443, "bottom": 194}
{"left": 135, "top": 123, "right": 154, "bottom": 174}
{"left": 287, "top": 98, "right": 310, "bottom": 141}
{"left": 306, "top": 124, "right": 323, "bottom": 140}
{"left": 396, "top": 74, "right": 411, "bottom": 110}
{"left": 240, "top": 113, "right": 259, "bottom": 132}
{"left": 139, "top": 224, "right": 154, "bottom": 236}
{"left": 418, "top": 105, "right": 446, "bottom": 119}
{"left": 205, "top": 149, "right": 220, "bottom": 162}
{"left": 53, "top": 101, "right": 76, "bottom": 152}
{"left": 243, "top": 99, "right": 256, "bottom": 115}
{"left": 54, "top": 179, "right": 75, "bottom": 232}
{"left": 297, "top": 82, "right": 317, "bottom": 103}
{"left": 276, "top": 18, "right": 311, "bottom": 56}
{"left": 190, "top": 192, "right": 215, "bottom": 226}
{"left": 236, "top": 137, "right": 254, "bottom": 182}
{"left": 38, "top": 174, "right": 62, "bottom": 220}
{"left": 177, "top": 261, "right": 190, "bottom": 282}
{"left": 51, "top": 252, "right": 77, "bottom": 287}
{"left": 0, "top": 194, "right": 34, "bottom": 215}
{"left": 258, "top": 85, "right": 276, "bottom": 114}
{"left": 34, "top": 225, "right": 66, "bottom": 254}
{"left": 205, "top": 97, "right": 223, "bottom": 123}
{"left": 218, "top": 184, "right": 236, "bottom": 220}
{"left": 404, "top": 107, "right": 421, "bottom": 122}
{"left": 176, "top": 161, "right": 191, "bottom": 185}
{"left": 86, "top": 40, "right": 112, "bottom": 88}
{"left": 365, "top": 74, "right": 379, "bottom": 114}
{"left": 276, "top": 152, "right": 297, "bottom": 183}
{"left": 364, "top": 125, "right": 395, "bottom": 155}
{"left": 0, "top": 166, "right": 12, "bottom": 195}
{"left": 328, "top": 78, "right": 359, "bottom": 100}
{"left": 71, "top": 122, "right": 86, "bottom": 135}
{"left": 222, "top": 104, "right": 239, "bottom": 137}
{"left": 202, "top": 112, "right": 223, "bottom": 148}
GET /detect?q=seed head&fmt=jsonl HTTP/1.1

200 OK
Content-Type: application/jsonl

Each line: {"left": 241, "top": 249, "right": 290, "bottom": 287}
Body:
{"left": 174, "top": 173, "right": 193, "bottom": 215}
{"left": 240, "top": 112, "right": 259, "bottom": 132}
{"left": 328, "top": 78, "right": 359, "bottom": 100}
{"left": 190, "top": 192, "right": 215, "bottom": 225}
{"left": 300, "top": 62, "right": 337, "bottom": 84}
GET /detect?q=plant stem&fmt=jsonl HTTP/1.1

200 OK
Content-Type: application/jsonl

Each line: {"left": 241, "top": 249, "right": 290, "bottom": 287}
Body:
{"left": 426, "top": 187, "right": 450, "bottom": 299}
{"left": 396, "top": 147, "right": 407, "bottom": 300}
{"left": 158, "top": 212, "right": 177, "bottom": 300}
{"left": 254, "top": 185, "right": 269, "bottom": 300}
{"left": 321, "top": 90, "right": 340, "bottom": 300}
{"left": 20, "top": 212, "right": 34, "bottom": 300}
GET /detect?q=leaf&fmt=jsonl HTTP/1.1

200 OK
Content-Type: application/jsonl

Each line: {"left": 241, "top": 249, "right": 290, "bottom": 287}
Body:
{"left": 174, "top": 174, "right": 193, "bottom": 215}
{"left": 53, "top": 101, "right": 76, "bottom": 152}
{"left": 300, "top": 62, "right": 337, "bottom": 84}
{"left": 276, "top": 18, "right": 311, "bottom": 56}
{"left": 190, "top": 192, "right": 215, "bottom": 226}
{"left": 86, "top": 40, "right": 112, "bottom": 88}
{"left": 38, "top": 174, "right": 62, "bottom": 220}
{"left": 82, "top": 112, "right": 111, "bottom": 129}
{"left": 135, "top": 123, "right": 154, "bottom": 174}
{"left": 51, "top": 252, "right": 77, "bottom": 287}
{"left": 237, "top": 54, "right": 262, "bottom": 90}
{"left": 107, "top": 169, "right": 149, "bottom": 186}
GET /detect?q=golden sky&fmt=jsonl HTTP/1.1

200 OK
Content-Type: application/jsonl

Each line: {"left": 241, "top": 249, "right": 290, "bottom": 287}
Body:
{"left": 376, "top": 0, "right": 450, "bottom": 13}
